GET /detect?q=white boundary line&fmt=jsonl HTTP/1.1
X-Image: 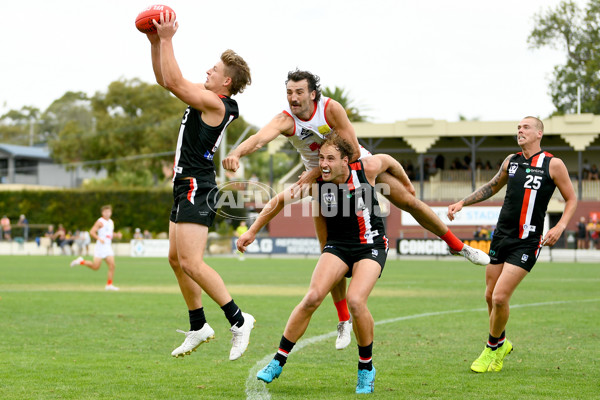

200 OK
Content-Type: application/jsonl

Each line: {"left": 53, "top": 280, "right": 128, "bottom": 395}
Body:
{"left": 245, "top": 298, "right": 600, "bottom": 400}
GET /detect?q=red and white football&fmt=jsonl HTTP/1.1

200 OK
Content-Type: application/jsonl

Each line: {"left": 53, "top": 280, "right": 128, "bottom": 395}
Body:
{"left": 135, "top": 5, "right": 175, "bottom": 34}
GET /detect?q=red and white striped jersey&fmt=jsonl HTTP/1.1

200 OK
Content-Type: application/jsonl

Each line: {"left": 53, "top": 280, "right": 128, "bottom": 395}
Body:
{"left": 496, "top": 151, "right": 556, "bottom": 240}
{"left": 282, "top": 97, "right": 333, "bottom": 170}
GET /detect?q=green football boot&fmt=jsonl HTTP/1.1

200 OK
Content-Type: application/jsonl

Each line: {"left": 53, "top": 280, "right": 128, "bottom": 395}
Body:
{"left": 470, "top": 346, "right": 495, "bottom": 373}
{"left": 489, "top": 340, "right": 513, "bottom": 372}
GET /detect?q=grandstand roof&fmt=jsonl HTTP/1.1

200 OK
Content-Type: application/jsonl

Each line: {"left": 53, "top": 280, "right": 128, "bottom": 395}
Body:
{"left": 0, "top": 143, "right": 52, "bottom": 160}
{"left": 353, "top": 113, "right": 600, "bottom": 153}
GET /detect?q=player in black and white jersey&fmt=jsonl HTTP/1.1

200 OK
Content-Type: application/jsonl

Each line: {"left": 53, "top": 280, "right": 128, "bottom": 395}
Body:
{"left": 223, "top": 69, "right": 490, "bottom": 350}
{"left": 448, "top": 116, "right": 577, "bottom": 373}
{"left": 147, "top": 11, "right": 254, "bottom": 361}
{"left": 237, "top": 135, "right": 405, "bottom": 394}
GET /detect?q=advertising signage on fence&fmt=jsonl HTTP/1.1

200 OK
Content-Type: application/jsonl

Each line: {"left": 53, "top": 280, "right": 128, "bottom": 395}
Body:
{"left": 397, "top": 239, "right": 491, "bottom": 256}
{"left": 130, "top": 239, "right": 170, "bottom": 257}
{"left": 401, "top": 206, "right": 501, "bottom": 226}
{"left": 231, "top": 237, "right": 321, "bottom": 255}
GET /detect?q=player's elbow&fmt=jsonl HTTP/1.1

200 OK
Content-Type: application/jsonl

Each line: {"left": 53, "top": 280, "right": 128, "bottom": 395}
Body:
{"left": 155, "top": 78, "right": 167, "bottom": 89}
{"left": 162, "top": 79, "right": 178, "bottom": 92}
{"left": 162, "top": 74, "right": 184, "bottom": 93}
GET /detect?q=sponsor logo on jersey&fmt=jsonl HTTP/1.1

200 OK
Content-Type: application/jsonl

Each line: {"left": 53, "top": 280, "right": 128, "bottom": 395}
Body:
{"left": 508, "top": 162, "right": 518, "bottom": 176}
{"left": 324, "top": 245, "right": 335, "bottom": 250}
{"left": 365, "top": 230, "right": 379, "bottom": 239}
{"left": 309, "top": 142, "right": 321, "bottom": 151}
{"left": 203, "top": 150, "right": 214, "bottom": 160}
{"left": 299, "top": 128, "right": 314, "bottom": 140}
{"left": 527, "top": 168, "right": 544, "bottom": 174}
{"left": 318, "top": 125, "right": 331, "bottom": 135}
{"left": 523, "top": 224, "right": 536, "bottom": 232}
{"left": 372, "top": 249, "right": 379, "bottom": 258}
{"left": 521, "top": 254, "right": 529, "bottom": 262}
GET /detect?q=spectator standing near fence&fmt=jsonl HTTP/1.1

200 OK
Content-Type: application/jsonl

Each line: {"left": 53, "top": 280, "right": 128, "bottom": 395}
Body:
{"left": 17, "top": 215, "right": 29, "bottom": 242}
{"left": 587, "top": 217, "right": 600, "bottom": 249}
{"left": 576, "top": 217, "right": 587, "bottom": 249}
{"left": 1, "top": 215, "right": 11, "bottom": 241}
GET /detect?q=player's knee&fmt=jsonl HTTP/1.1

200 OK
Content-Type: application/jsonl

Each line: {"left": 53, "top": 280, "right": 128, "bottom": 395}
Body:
{"left": 484, "top": 290, "right": 493, "bottom": 305}
{"left": 168, "top": 252, "right": 180, "bottom": 269}
{"left": 301, "top": 290, "right": 325, "bottom": 311}
{"left": 491, "top": 292, "right": 509, "bottom": 308}
{"left": 346, "top": 295, "right": 365, "bottom": 316}
{"left": 178, "top": 260, "right": 196, "bottom": 277}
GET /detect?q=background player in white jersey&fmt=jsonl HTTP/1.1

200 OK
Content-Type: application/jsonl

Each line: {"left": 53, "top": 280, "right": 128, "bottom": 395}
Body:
{"left": 447, "top": 116, "right": 577, "bottom": 373}
{"left": 70, "top": 205, "right": 122, "bottom": 291}
{"left": 146, "top": 11, "right": 254, "bottom": 361}
{"left": 223, "top": 69, "right": 489, "bottom": 349}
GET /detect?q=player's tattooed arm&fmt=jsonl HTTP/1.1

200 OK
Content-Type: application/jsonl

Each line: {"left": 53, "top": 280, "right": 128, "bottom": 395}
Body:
{"left": 461, "top": 154, "right": 512, "bottom": 206}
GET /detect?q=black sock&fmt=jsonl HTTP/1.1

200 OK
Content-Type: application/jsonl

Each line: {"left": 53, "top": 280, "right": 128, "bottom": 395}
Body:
{"left": 221, "top": 299, "right": 244, "bottom": 327}
{"left": 487, "top": 333, "right": 500, "bottom": 350}
{"left": 189, "top": 307, "right": 206, "bottom": 331}
{"left": 358, "top": 342, "right": 373, "bottom": 371}
{"left": 497, "top": 330, "right": 506, "bottom": 348}
{"left": 274, "top": 335, "right": 295, "bottom": 367}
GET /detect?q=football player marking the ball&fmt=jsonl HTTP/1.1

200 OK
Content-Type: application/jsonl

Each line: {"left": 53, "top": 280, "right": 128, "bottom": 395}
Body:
{"left": 223, "top": 69, "right": 490, "bottom": 350}
{"left": 70, "top": 205, "right": 122, "bottom": 291}
{"left": 447, "top": 116, "right": 577, "bottom": 373}
{"left": 238, "top": 135, "right": 404, "bottom": 394}
{"left": 143, "top": 10, "right": 254, "bottom": 360}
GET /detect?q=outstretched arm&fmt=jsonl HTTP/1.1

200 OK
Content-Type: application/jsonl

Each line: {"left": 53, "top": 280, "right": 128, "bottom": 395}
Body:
{"left": 542, "top": 158, "right": 577, "bottom": 246}
{"left": 153, "top": 12, "right": 223, "bottom": 114}
{"left": 147, "top": 31, "right": 165, "bottom": 87}
{"left": 447, "top": 154, "right": 512, "bottom": 221}
{"left": 223, "top": 113, "right": 294, "bottom": 172}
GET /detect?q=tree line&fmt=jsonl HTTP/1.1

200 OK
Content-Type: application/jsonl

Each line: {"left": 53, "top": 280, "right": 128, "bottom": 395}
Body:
{"left": 1, "top": 0, "right": 597, "bottom": 187}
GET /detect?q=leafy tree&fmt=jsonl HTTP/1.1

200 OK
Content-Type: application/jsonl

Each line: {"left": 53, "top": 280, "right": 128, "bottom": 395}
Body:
{"left": 2, "top": 77, "right": 264, "bottom": 186}
{"left": 49, "top": 78, "right": 185, "bottom": 183}
{"left": 41, "top": 91, "right": 92, "bottom": 143}
{"left": 528, "top": 0, "right": 600, "bottom": 115}
{"left": 323, "top": 86, "right": 369, "bottom": 122}
{"left": 0, "top": 106, "right": 41, "bottom": 145}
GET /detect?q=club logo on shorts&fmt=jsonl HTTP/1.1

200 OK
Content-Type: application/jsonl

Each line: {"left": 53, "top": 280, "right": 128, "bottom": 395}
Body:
{"left": 521, "top": 254, "right": 529, "bottom": 262}
{"left": 508, "top": 162, "right": 518, "bottom": 177}
{"left": 372, "top": 249, "right": 378, "bottom": 258}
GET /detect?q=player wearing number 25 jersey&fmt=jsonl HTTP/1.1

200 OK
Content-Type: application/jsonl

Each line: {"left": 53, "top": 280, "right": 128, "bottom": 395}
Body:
{"left": 447, "top": 116, "right": 577, "bottom": 374}
{"left": 495, "top": 151, "right": 556, "bottom": 241}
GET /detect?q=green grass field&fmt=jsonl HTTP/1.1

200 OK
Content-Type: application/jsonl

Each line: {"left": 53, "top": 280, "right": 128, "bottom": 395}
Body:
{"left": 0, "top": 255, "right": 598, "bottom": 399}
